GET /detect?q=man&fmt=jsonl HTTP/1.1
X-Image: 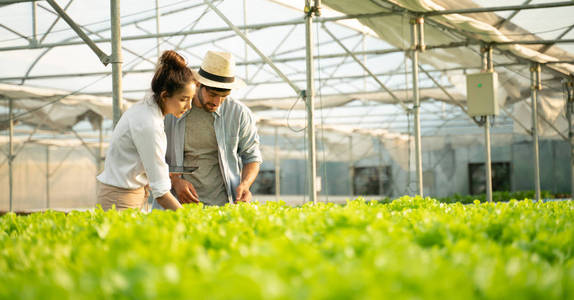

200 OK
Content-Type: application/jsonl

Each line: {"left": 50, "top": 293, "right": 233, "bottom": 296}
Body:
{"left": 154, "top": 51, "right": 262, "bottom": 207}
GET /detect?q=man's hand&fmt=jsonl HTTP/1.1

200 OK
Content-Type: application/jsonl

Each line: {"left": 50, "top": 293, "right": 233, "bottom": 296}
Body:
{"left": 171, "top": 175, "right": 199, "bottom": 204}
{"left": 235, "top": 183, "right": 252, "bottom": 203}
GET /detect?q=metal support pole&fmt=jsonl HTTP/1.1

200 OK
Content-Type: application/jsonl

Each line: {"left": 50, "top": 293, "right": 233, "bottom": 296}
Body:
{"left": 46, "top": 0, "right": 110, "bottom": 65}
{"left": 110, "top": 0, "right": 123, "bottom": 127}
{"left": 274, "top": 127, "right": 280, "bottom": 201}
{"left": 411, "top": 18, "right": 423, "bottom": 197}
{"left": 305, "top": 0, "right": 318, "bottom": 204}
{"left": 422, "top": 1, "right": 574, "bottom": 17}
{"left": 155, "top": 0, "right": 160, "bottom": 59}
{"left": 8, "top": 98, "right": 14, "bottom": 212}
{"left": 45, "top": 145, "right": 50, "bottom": 209}
{"left": 378, "top": 137, "right": 384, "bottom": 196}
{"left": 349, "top": 135, "right": 354, "bottom": 196}
{"left": 484, "top": 117, "right": 493, "bottom": 202}
{"left": 31, "top": 0, "right": 38, "bottom": 45}
{"left": 243, "top": 0, "right": 249, "bottom": 79}
{"left": 482, "top": 45, "right": 494, "bottom": 203}
{"left": 530, "top": 63, "right": 542, "bottom": 201}
{"left": 567, "top": 79, "right": 574, "bottom": 199}
{"left": 98, "top": 116, "right": 104, "bottom": 172}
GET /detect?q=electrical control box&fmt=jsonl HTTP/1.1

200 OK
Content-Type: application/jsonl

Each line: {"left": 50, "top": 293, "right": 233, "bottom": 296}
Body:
{"left": 466, "top": 72, "right": 499, "bottom": 116}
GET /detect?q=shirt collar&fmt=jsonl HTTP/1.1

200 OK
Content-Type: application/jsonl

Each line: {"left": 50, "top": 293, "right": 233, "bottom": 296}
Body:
{"left": 177, "top": 104, "right": 221, "bottom": 121}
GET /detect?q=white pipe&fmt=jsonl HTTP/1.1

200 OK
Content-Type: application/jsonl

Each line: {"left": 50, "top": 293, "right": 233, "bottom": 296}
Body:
{"left": 305, "top": 0, "right": 318, "bottom": 204}
{"left": 111, "top": 0, "right": 123, "bottom": 127}
{"left": 411, "top": 18, "right": 423, "bottom": 197}
{"left": 8, "top": 98, "right": 14, "bottom": 212}
{"left": 531, "top": 63, "right": 542, "bottom": 201}
{"left": 274, "top": 127, "right": 280, "bottom": 201}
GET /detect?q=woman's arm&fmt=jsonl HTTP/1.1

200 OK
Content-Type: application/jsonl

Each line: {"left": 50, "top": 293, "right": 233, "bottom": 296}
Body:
{"left": 156, "top": 191, "right": 183, "bottom": 210}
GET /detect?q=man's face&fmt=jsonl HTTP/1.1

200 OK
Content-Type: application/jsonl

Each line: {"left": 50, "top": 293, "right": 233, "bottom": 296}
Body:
{"left": 196, "top": 85, "right": 231, "bottom": 113}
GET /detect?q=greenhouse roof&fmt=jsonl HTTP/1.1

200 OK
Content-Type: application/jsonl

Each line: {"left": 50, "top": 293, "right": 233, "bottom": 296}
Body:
{"left": 0, "top": 0, "right": 573, "bottom": 141}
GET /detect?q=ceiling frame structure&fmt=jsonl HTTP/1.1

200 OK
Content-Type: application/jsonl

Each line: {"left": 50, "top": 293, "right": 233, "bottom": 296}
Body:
{"left": 1, "top": 0, "right": 574, "bottom": 208}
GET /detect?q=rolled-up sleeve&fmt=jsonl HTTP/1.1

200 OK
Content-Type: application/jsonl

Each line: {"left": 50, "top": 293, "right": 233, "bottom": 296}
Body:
{"left": 238, "top": 109, "right": 262, "bottom": 165}
{"left": 130, "top": 122, "right": 171, "bottom": 199}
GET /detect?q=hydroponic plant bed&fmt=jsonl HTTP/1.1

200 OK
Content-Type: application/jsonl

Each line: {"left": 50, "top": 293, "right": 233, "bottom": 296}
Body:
{"left": 1, "top": 197, "right": 572, "bottom": 299}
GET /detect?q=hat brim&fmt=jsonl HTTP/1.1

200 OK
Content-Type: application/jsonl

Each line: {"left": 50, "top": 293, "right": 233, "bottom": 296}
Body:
{"left": 192, "top": 69, "right": 245, "bottom": 90}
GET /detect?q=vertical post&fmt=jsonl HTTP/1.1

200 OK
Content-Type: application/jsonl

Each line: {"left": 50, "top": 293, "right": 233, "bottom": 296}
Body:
{"left": 31, "top": 1, "right": 38, "bottom": 45}
{"left": 410, "top": 17, "right": 423, "bottom": 197}
{"left": 46, "top": 145, "right": 50, "bottom": 209}
{"left": 305, "top": 0, "right": 318, "bottom": 204}
{"left": 110, "top": 0, "right": 123, "bottom": 128}
{"left": 484, "top": 118, "right": 493, "bottom": 201}
{"left": 274, "top": 127, "right": 280, "bottom": 201}
{"left": 98, "top": 116, "right": 104, "bottom": 172}
{"left": 8, "top": 98, "right": 14, "bottom": 212}
{"left": 243, "top": 0, "right": 249, "bottom": 79}
{"left": 155, "top": 0, "right": 161, "bottom": 59}
{"left": 530, "top": 63, "right": 542, "bottom": 201}
{"left": 348, "top": 135, "right": 354, "bottom": 196}
{"left": 482, "top": 45, "right": 494, "bottom": 203}
{"left": 362, "top": 33, "right": 366, "bottom": 91}
{"left": 378, "top": 137, "right": 384, "bottom": 196}
{"left": 567, "top": 79, "right": 574, "bottom": 200}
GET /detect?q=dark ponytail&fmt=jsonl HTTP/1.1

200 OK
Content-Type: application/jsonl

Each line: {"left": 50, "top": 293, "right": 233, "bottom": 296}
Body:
{"left": 151, "top": 50, "right": 195, "bottom": 113}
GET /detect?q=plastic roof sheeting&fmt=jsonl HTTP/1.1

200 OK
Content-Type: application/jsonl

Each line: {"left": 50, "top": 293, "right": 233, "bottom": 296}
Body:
{"left": 0, "top": 83, "right": 135, "bottom": 131}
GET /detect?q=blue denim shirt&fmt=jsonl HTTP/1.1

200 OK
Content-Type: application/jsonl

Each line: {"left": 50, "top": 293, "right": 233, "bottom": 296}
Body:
{"left": 152, "top": 97, "right": 262, "bottom": 208}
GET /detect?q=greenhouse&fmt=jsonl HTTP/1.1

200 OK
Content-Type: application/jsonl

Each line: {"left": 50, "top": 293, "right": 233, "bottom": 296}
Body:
{"left": 1, "top": 0, "right": 574, "bottom": 211}
{"left": 0, "top": 0, "right": 573, "bottom": 298}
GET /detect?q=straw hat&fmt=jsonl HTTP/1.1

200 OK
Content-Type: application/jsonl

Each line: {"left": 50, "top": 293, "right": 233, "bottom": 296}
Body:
{"left": 193, "top": 51, "right": 245, "bottom": 89}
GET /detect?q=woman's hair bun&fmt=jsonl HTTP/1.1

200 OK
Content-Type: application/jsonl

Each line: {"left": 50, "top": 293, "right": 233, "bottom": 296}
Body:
{"left": 158, "top": 50, "right": 187, "bottom": 69}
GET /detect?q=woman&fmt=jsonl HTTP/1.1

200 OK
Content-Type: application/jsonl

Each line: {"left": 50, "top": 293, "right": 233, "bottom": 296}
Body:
{"left": 96, "top": 50, "right": 196, "bottom": 211}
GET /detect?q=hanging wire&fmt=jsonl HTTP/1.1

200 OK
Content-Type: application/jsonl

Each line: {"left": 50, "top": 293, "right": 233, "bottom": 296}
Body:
{"left": 286, "top": 93, "right": 306, "bottom": 133}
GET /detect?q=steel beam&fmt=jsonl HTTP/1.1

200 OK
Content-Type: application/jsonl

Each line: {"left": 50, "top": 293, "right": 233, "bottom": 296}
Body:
{"left": 539, "top": 24, "right": 574, "bottom": 53}
{"left": 530, "top": 63, "right": 542, "bottom": 201}
{"left": 204, "top": 0, "right": 301, "bottom": 95}
{"left": 495, "top": 0, "right": 532, "bottom": 29}
{"left": 31, "top": 0, "right": 38, "bottom": 44}
{"left": 70, "top": 128, "right": 97, "bottom": 159}
{"left": 322, "top": 24, "right": 409, "bottom": 112}
{"left": 46, "top": 0, "right": 110, "bottom": 65}
{"left": 274, "top": 127, "right": 280, "bottom": 201}
{"left": 566, "top": 79, "right": 574, "bottom": 200}
{"left": 348, "top": 135, "right": 354, "bottom": 196}
{"left": 45, "top": 145, "right": 50, "bottom": 209}
{"left": 422, "top": 1, "right": 574, "bottom": 17}
{"left": 110, "top": 0, "right": 122, "bottom": 127}
{"left": 411, "top": 17, "right": 423, "bottom": 197}
{"left": 304, "top": 0, "right": 318, "bottom": 204}
{"left": 0, "top": 24, "right": 30, "bottom": 41}
{"left": 375, "top": 0, "right": 573, "bottom": 78}
{"left": 481, "top": 46, "right": 494, "bottom": 203}
{"left": 38, "top": 0, "right": 74, "bottom": 44}
{"left": 8, "top": 98, "right": 14, "bottom": 212}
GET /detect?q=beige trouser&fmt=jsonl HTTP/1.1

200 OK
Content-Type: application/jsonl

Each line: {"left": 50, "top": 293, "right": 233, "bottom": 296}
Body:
{"left": 97, "top": 181, "right": 147, "bottom": 211}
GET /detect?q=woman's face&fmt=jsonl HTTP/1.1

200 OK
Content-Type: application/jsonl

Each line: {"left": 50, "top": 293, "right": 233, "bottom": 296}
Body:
{"left": 162, "top": 82, "right": 195, "bottom": 118}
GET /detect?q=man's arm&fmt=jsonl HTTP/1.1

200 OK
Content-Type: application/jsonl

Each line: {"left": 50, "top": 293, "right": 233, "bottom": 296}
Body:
{"left": 235, "top": 162, "right": 260, "bottom": 203}
{"left": 170, "top": 173, "right": 199, "bottom": 204}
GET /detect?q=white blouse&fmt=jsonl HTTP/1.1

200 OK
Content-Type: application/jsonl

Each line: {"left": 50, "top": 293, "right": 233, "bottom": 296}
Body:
{"left": 97, "top": 95, "right": 171, "bottom": 199}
